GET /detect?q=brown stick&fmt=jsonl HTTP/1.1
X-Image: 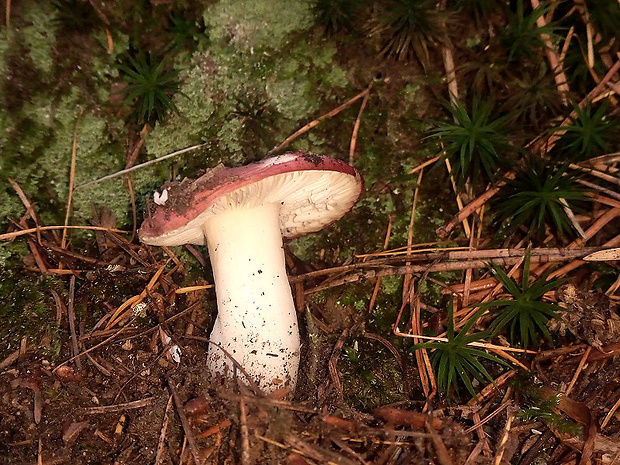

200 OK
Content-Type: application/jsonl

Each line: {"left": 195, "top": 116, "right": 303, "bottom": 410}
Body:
{"left": 8, "top": 179, "right": 41, "bottom": 241}
{"left": 367, "top": 215, "right": 393, "bottom": 313}
{"left": 53, "top": 320, "right": 135, "bottom": 373}
{"left": 83, "top": 397, "right": 154, "bottom": 414}
{"left": 493, "top": 406, "right": 518, "bottom": 465}
{"left": 268, "top": 85, "right": 372, "bottom": 155}
{"left": 61, "top": 111, "right": 84, "bottom": 250}
{"left": 67, "top": 275, "right": 81, "bottom": 370}
{"left": 239, "top": 396, "right": 251, "bottom": 465}
{"left": 534, "top": 58, "right": 620, "bottom": 153}
{"left": 427, "top": 421, "right": 454, "bottom": 465}
{"left": 436, "top": 176, "right": 511, "bottom": 239}
{"left": 167, "top": 378, "right": 203, "bottom": 465}
{"left": 301, "top": 252, "right": 605, "bottom": 294}
{"left": 5, "top": 0, "right": 10, "bottom": 30}
{"left": 154, "top": 395, "right": 173, "bottom": 465}
{"left": 290, "top": 246, "right": 605, "bottom": 285}
{"left": 349, "top": 83, "right": 372, "bottom": 165}
{"left": 0, "top": 225, "right": 128, "bottom": 241}
{"left": 409, "top": 155, "right": 441, "bottom": 175}
{"left": 530, "top": 0, "right": 570, "bottom": 99}
{"left": 328, "top": 327, "right": 349, "bottom": 400}
{"left": 0, "top": 348, "right": 22, "bottom": 371}
{"left": 570, "top": 163, "right": 620, "bottom": 187}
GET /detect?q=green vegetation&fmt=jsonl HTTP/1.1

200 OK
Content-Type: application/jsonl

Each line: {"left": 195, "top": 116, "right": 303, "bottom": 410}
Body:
{"left": 512, "top": 372, "right": 582, "bottom": 435}
{"left": 0, "top": 267, "right": 62, "bottom": 359}
{"left": 501, "top": 64, "right": 564, "bottom": 130}
{"left": 341, "top": 337, "right": 407, "bottom": 410}
{"left": 52, "top": 0, "right": 102, "bottom": 33}
{"left": 502, "top": 0, "right": 559, "bottom": 62}
{"left": 553, "top": 101, "right": 620, "bottom": 160}
{"left": 368, "top": 0, "right": 448, "bottom": 67}
{"left": 119, "top": 51, "right": 181, "bottom": 126}
{"left": 492, "top": 159, "right": 588, "bottom": 241}
{"left": 165, "top": 10, "right": 205, "bottom": 52}
{"left": 310, "top": 0, "right": 359, "bottom": 35}
{"left": 478, "top": 251, "right": 565, "bottom": 349}
{"left": 412, "top": 305, "right": 507, "bottom": 398}
{"left": 585, "top": 0, "right": 620, "bottom": 44}
{"left": 429, "top": 97, "right": 513, "bottom": 188}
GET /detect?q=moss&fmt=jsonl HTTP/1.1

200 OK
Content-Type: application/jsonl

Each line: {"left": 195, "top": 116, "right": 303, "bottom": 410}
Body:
{"left": 18, "top": 88, "right": 130, "bottom": 225}
{"left": 148, "top": 0, "right": 348, "bottom": 167}
{"left": 381, "top": 275, "right": 402, "bottom": 296}
{"left": 89, "top": 31, "right": 130, "bottom": 102}
{"left": 0, "top": 242, "right": 29, "bottom": 269}
{"left": 20, "top": 1, "right": 58, "bottom": 76}
{"left": 340, "top": 337, "right": 407, "bottom": 411}
{"left": 0, "top": 97, "right": 56, "bottom": 226}
{"left": 0, "top": 2, "right": 135, "bottom": 232}
{"left": 266, "top": 42, "right": 347, "bottom": 121}
{"left": 0, "top": 77, "right": 160, "bottom": 231}
{"left": 146, "top": 58, "right": 217, "bottom": 158}
{"left": 0, "top": 180, "right": 27, "bottom": 231}
{"left": 216, "top": 117, "right": 245, "bottom": 156}
{"left": 0, "top": 267, "right": 62, "bottom": 360}
{"left": 266, "top": 78, "right": 317, "bottom": 122}
{"left": 0, "top": 31, "right": 8, "bottom": 98}
{"left": 204, "top": 0, "right": 313, "bottom": 52}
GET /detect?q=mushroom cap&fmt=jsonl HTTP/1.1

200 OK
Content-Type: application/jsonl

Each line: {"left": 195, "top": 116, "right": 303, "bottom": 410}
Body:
{"left": 138, "top": 152, "right": 363, "bottom": 246}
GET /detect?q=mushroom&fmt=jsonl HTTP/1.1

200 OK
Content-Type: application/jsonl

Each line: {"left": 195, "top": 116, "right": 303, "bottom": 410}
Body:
{"left": 139, "top": 152, "right": 363, "bottom": 391}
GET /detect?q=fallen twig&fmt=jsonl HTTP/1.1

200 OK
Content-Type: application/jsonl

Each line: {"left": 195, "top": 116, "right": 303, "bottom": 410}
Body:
{"left": 0, "top": 346, "right": 23, "bottom": 371}
{"left": 83, "top": 397, "right": 154, "bottom": 414}
{"left": 239, "top": 395, "right": 251, "bottom": 465}
{"left": 76, "top": 143, "right": 207, "bottom": 189}
{"left": 0, "top": 225, "right": 128, "bottom": 241}
{"left": 67, "top": 275, "right": 82, "bottom": 370}
{"left": 268, "top": 85, "right": 372, "bottom": 156}
{"left": 530, "top": 0, "right": 570, "bottom": 99}
{"left": 292, "top": 247, "right": 605, "bottom": 284}
{"left": 492, "top": 405, "right": 518, "bottom": 465}
{"left": 154, "top": 395, "right": 173, "bottom": 465}
{"left": 436, "top": 178, "right": 510, "bottom": 239}
{"left": 293, "top": 247, "right": 611, "bottom": 294}
{"left": 61, "top": 111, "right": 83, "bottom": 250}
{"left": 328, "top": 327, "right": 350, "bottom": 401}
{"left": 167, "top": 378, "right": 203, "bottom": 465}
{"left": 349, "top": 83, "right": 372, "bottom": 165}
{"left": 53, "top": 319, "right": 136, "bottom": 373}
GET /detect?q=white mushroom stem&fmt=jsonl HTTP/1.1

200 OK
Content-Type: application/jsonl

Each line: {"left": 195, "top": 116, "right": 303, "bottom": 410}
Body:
{"left": 203, "top": 202, "right": 300, "bottom": 392}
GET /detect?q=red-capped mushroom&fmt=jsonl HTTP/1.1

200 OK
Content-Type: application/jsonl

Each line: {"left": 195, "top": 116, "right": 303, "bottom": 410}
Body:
{"left": 139, "top": 152, "right": 363, "bottom": 391}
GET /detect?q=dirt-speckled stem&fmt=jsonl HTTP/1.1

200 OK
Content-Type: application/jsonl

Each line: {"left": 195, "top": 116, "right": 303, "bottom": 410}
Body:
{"left": 203, "top": 202, "right": 300, "bottom": 392}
